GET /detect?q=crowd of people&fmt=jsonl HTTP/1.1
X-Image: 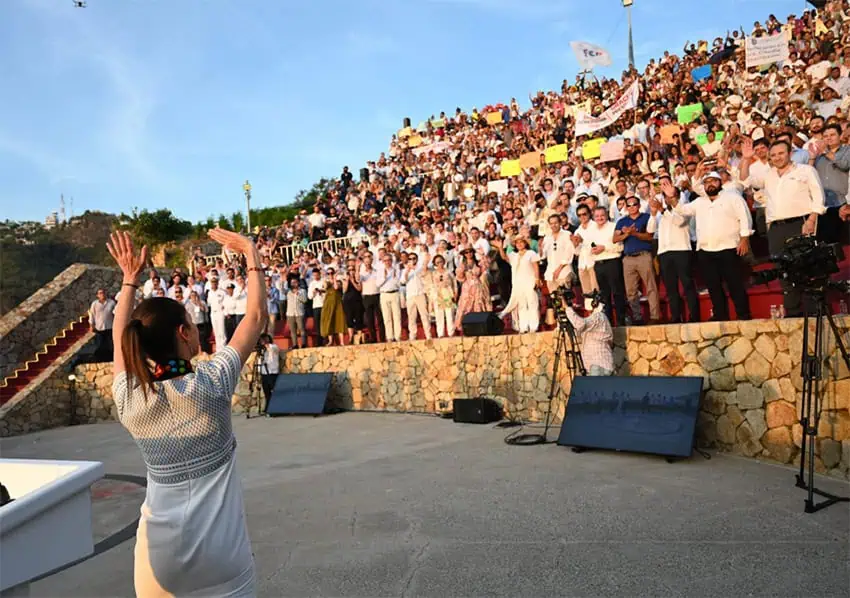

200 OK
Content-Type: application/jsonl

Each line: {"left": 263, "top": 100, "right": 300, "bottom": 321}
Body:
{"left": 123, "top": 3, "right": 850, "bottom": 350}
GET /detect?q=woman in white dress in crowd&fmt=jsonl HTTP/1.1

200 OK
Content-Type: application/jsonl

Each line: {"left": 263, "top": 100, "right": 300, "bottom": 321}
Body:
{"left": 495, "top": 236, "right": 541, "bottom": 333}
{"left": 108, "top": 228, "right": 266, "bottom": 597}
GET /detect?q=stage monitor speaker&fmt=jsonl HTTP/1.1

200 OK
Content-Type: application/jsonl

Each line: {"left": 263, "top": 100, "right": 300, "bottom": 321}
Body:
{"left": 453, "top": 398, "right": 502, "bottom": 424}
{"left": 557, "top": 376, "right": 703, "bottom": 458}
{"left": 359, "top": 167, "right": 369, "bottom": 182}
{"left": 267, "top": 373, "right": 334, "bottom": 416}
{"left": 461, "top": 312, "right": 504, "bottom": 337}
{"left": 403, "top": 117, "right": 411, "bottom": 128}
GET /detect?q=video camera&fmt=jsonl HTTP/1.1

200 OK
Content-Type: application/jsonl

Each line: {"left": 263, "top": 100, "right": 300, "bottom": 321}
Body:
{"left": 549, "top": 286, "right": 604, "bottom": 329}
{"left": 753, "top": 235, "right": 846, "bottom": 290}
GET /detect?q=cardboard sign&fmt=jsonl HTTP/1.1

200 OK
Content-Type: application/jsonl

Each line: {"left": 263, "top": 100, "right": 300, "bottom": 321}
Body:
{"left": 519, "top": 151, "right": 541, "bottom": 170}
{"left": 696, "top": 131, "right": 725, "bottom": 146}
{"left": 486, "top": 179, "right": 509, "bottom": 196}
{"left": 676, "top": 103, "right": 704, "bottom": 124}
{"left": 581, "top": 138, "right": 607, "bottom": 160}
{"left": 544, "top": 144, "right": 568, "bottom": 164}
{"left": 599, "top": 139, "right": 625, "bottom": 162}
{"left": 430, "top": 118, "right": 446, "bottom": 128}
{"left": 398, "top": 127, "right": 413, "bottom": 139}
{"left": 407, "top": 135, "right": 423, "bottom": 147}
{"left": 500, "top": 159, "right": 521, "bottom": 177}
{"left": 660, "top": 124, "right": 683, "bottom": 144}
{"left": 486, "top": 112, "right": 503, "bottom": 125}
{"left": 745, "top": 34, "right": 790, "bottom": 68}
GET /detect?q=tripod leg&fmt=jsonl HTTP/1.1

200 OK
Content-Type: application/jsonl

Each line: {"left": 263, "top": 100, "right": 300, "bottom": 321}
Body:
{"left": 824, "top": 310, "right": 850, "bottom": 374}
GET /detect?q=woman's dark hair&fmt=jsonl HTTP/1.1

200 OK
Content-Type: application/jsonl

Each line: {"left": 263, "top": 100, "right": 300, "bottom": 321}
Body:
{"left": 122, "top": 297, "right": 190, "bottom": 398}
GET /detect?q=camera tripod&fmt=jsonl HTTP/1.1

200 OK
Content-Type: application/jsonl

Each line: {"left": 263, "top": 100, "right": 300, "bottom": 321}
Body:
{"left": 246, "top": 345, "right": 268, "bottom": 419}
{"left": 794, "top": 283, "right": 850, "bottom": 513}
{"left": 505, "top": 313, "right": 586, "bottom": 446}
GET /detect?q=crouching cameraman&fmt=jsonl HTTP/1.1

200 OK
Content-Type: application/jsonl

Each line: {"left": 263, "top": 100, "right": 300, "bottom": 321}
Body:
{"left": 562, "top": 292, "right": 615, "bottom": 376}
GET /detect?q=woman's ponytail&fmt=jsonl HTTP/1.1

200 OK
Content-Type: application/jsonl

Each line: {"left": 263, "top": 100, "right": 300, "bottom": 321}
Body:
{"left": 122, "top": 318, "right": 154, "bottom": 398}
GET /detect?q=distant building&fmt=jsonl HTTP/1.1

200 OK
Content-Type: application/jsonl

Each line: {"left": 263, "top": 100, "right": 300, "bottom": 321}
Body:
{"left": 44, "top": 212, "right": 59, "bottom": 230}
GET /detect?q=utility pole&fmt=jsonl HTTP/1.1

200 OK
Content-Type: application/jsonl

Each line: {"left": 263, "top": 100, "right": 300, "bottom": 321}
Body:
{"left": 242, "top": 180, "right": 252, "bottom": 233}
{"left": 623, "top": 0, "right": 635, "bottom": 70}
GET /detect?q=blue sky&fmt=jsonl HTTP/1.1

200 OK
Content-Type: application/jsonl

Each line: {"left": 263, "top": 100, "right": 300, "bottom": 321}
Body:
{"left": 1, "top": 0, "right": 805, "bottom": 224}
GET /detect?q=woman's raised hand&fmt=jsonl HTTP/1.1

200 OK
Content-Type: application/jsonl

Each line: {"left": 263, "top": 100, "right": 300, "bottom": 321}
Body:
{"left": 208, "top": 227, "right": 256, "bottom": 255}
{"left": 107, "top": 231, "right": 148, "bottom": 283}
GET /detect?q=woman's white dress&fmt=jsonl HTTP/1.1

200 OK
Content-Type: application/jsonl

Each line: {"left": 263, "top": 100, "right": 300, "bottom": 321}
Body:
{"left": 499, "top": 250, "right": 540, "bottom": 333}
{"left": 113, "top": 347, "right": 255, "bottom": 597}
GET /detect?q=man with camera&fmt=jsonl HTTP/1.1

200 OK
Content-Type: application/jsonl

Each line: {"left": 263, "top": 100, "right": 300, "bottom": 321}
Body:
{"left": 257, "top": 334, "right": 280, "bottom": 414}
{"left": 740, "top": 137, "right": 826, "bottom": 317}
{"left": 559, "top": 292, "right": 615, "bottom": 377}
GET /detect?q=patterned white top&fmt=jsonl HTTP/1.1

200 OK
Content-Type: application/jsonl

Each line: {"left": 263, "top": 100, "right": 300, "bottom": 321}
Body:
{"left": 112, "top": 346, "right": 242, "bottom": 485}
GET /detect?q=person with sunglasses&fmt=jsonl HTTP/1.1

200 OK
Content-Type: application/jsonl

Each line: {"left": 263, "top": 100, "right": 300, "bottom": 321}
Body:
{"left": 614, "top": 196, "right": 662, "bottom": 324}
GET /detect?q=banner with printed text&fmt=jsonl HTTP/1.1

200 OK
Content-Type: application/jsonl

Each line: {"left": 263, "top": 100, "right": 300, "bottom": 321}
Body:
{"left": 745, "top": 34, "right": 789, "bottom": 68}
{"left": 574, "top": 80, "right": 640, "bottom": 138}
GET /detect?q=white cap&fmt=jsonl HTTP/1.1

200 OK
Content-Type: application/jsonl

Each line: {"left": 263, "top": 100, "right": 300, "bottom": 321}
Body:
{"left": 702, "top": 171, "right": 722, "bottom": 182}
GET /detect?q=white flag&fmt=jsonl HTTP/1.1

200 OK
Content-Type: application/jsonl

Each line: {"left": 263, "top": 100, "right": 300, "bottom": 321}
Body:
{"left": 570, "top": 41, "right": 612, "bottom": 69}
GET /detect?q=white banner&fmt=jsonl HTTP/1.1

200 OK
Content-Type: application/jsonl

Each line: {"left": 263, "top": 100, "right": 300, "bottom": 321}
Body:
{"left": 570, "top": 41, "right": 612, "bottom": 69}
{"left": 745, "top": 34, "right": 789, "bottom": 68}
{"left": 574, "top": 81, "right": 640, "bottom": 138}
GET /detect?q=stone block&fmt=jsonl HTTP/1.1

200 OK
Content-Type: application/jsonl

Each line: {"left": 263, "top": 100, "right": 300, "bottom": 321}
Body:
{"left": 697, "top": 346, "right": 728, "bottom": 372}
{"left": 680, "top": 324, "right": 702, "bottom": 342}
{"left": 777, "top": 319, "right": 801, "bottom": 333}
{"left": 633, "top": 358, "right": 650, "bottom": 376}
{"left": 744, "top": 408, "right": 767, "bottom": 441}
{"left": 702, "top": 391, "right": 729, "bottom": 416}
{"left": 762, "top": 379, "right": 782, "bottom": 403}
{"left": 724, "top": 337, "right": 753, "bottom": 365}
{"left": 727, "top": 405, "right": 745, "bottom": 426}
{"left": 738, "top": 320, "right": 761, "bottom": 340}
{"left": 736, "top": 422, "right": 764, "bottom": 457}
{"left": 628, "top": 327, "right": 649, "bottom": 342}
{"left": 639, "top": 343, "right": 659, "bottom": 360}
{"left": 665, "top": 325, "right": 681, "bottom": 344}
{"left": 696, "top": 411, "right": 717, "bottom": 446}
{"left": 744, "top": 352, "right": 771, "bottom": 387}
{"left": 753, "top": 334, "right": 777, "bottom": 362}
{"left": 680, "top": 343, "right": 698, "bottom": 363}
{"left": 818, "top": 411, "right": 850, "bottom": 441}
{"left": 825, "top": 380, "right": 850, "bottom": 411}
{"left": 820, "top": 439, "right": 842, "bottom": 469}
{"left": 771, "top": 353, "right": 792, "bottom": 378}
{"left": 648, "top": 327, "right": 667, "bottom": 342}
{"left": 709, "top": 367, "right": 736, "bottom": 391}
{"left": 736, "top": 383, "right": 764, "bottom": 409}
{"left": 700, "top": 322, "right": 723, "bottom": 340}
{"left": 659, "top": 348, "right": 685, "bottom": 376}
{"left": 716, "top": 414, "right": 738, "bottom": 444}
{"left": 716, "top": 337, "right": 733, "bottom": 350}
{"left": 734, "top": 364, "right": 747, "bottom": 382}
{"left": 762, "top": 427, "right": 795, "bottom": 463}
{"left": 681, "top": 363, "right": 709, "bottom": 389}
{"left": 626, "top": 342, "right": 641, "bottom": 363}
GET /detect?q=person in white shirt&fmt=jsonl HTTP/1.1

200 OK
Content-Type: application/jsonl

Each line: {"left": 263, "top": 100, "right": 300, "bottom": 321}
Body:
{"left": 376, "top": 253, "right": 403, "bottom": 342}
{"left": 171, "top": 286, "right": 189, "bottom": 306}
{"left": 648, "top": 178, "right": 701, "bottom": 323}
{"left": 307, "top": 268, "right": 326, "bottom": 347}
{"left": 665, "top": 171, "right": 752, "bottom": 321}
{"left": 495, "top": 236, "right": 541, "bottom": 333}
{"left": 469, "top": 227, "right": 491, "bottom": 256}
{"left": 222, "top": 283, "right": 240, "bottom": 342}
{"left": 89, "top": 288, "right": 116, "bottom": 361}
{"left": 142, "top": 269, "right": 161, "bottom": 297}
{"left": 538, "top": 206, "right": 573, "bottom": 291}
{"left": 186, "top": 290, "right": 210, "bottom": 353}
{"left": 258, "top": 334, "right": 280, "bottom": 414}
{"left": 572, "top": 204, "right": 599, "bottom": 310}
{"left": 308, "top": 205, "right": 327, "bottom": 241}
{"left": 401, "top": 253, "right": 432, "bottom": 340}
{"left": 206, "top": 278, "right": 228, "bottom": 351}
{"left": 285, "top": 275, "right": 308, "bottom": 349}
{"left": 359, "top": 252, "right": 384, "bottom": 343}
{"left": 574, "top": 207, "right": 626, "bottom": 324}
{"left": 740, "top": 138, "right": 826, "bottom": 316}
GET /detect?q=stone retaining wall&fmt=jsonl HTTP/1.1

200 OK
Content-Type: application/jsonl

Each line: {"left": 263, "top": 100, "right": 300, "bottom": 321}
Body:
{"left": 0, "top": 264, "right": 123, "bottom": 380}
{"left": 1, "top": 318, "right": 847, "bottom": 478}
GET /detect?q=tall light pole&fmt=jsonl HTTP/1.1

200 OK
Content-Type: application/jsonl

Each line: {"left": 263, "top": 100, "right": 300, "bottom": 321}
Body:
{"left": 242, "top": 180, "right": 252, "bottom": 233}
{"left": 623, "top": 0, "right": 635, "bottom": 70}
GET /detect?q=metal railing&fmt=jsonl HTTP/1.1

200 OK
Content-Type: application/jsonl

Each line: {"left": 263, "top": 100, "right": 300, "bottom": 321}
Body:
{"left": 202, "top": 235, "right": 361, "bottom": 266}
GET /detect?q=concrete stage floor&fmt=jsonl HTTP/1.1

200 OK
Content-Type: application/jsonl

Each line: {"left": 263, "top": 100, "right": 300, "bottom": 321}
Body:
{"left": 2, "top": 414, "right": 848, "bottom": 597}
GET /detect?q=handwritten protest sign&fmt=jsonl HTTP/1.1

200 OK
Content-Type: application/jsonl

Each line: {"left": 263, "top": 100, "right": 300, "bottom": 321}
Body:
{"left": 691, "top": 64, "right": 711, "bottom": 82}
{"left": 599, "top": 139, "right": 625, "bottom": 162}
{"left": 696, "top": 132, "right": 725, "bottom": 146}
{"left": 660, "top": 124, "right": 683, "bottom": 144}
{"left": 566, "top": 100, "right": 590, "bottom": 118}
{"left": 486, "top": 112, "right": 503, "bottom": 125}
{"left": 412, "top": 141, "right": 450, "bottom": 156}
{"left": 676, "top": 103, "right": 703, "bottom": 124}
{"left": 487, "top": 179, "right": 509, "bottom": 196}
{"left": 575, "top": 81, "right": 640, "bottom": 137}
{"left": 430, "top": 118, "right": 446, "bottom": 128}
{"left": 500, "top": 159, "right": 521, "bottom": 177}
{"left": 582, "top": 138, "right": 607, "bottom": 160}
{"left": 745, "top": 34, "right": 789, "bottom": 68}
{"left": 544, "top": 144, "right": 568, "bottom": 164}
{"left": 407, "top": 135, "right": 423, "bottom": 148}
{"left": 398, "top": 127, "right": 413, "bottom": 139}
{"left": 519, "top": 152, "right": 541, "bottom": 170}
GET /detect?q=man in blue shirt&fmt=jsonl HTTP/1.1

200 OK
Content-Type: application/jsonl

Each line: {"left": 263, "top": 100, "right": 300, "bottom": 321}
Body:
{"left": 613, "top": 195, "right": 661, "bottom": 324}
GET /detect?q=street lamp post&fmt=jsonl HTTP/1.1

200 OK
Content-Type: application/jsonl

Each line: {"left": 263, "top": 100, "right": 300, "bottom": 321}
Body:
{"left": 623, "top": 0, "right": 635, "bottom": 70}
{"left": 243, "top": 180, "right": 252, "bottom": 234}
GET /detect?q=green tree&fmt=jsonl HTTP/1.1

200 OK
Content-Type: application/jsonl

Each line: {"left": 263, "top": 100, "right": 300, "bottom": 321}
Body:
{"left": 216, "top": 214, "right": 232, "bottom": 230}
{"left": 230, "top": 211, "right": 245, "bottom": 232}
{"left": 119, "top": 208, "right": 193, "bottom": 249}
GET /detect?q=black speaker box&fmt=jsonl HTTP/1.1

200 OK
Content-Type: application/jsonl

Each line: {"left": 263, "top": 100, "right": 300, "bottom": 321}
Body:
{"left": 453, "top": 398, "right": 502, "bottom": 424}
{"left": 461, "top": 312, "right": 504, "bottom": 337}
{"left": 267, "top": 373, "right": 334, "bottom": 416}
